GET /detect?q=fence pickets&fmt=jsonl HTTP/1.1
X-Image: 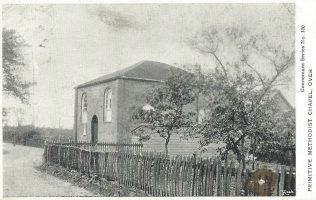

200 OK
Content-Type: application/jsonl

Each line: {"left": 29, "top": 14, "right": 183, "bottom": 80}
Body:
{"left": 46, "top": 140, "right": 143, "bottom": 153}
{"left": 43, "top": 143, "right": 295, "bottom": 196}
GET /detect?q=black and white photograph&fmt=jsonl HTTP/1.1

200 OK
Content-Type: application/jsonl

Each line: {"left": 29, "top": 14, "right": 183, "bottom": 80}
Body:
{"left": 1, "top": 1, "right": 311, "bottom": 198}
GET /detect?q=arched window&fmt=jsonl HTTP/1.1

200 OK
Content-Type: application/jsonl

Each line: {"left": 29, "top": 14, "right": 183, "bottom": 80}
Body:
{"left": 104, "top": 88, "right": 112, "bottom": 122}
{"left": 81, "top": 93, "right": 87, "bottom": 135}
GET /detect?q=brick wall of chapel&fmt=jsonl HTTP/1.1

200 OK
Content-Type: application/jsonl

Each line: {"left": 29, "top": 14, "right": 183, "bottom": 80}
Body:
{"left": 75, "top": 78, "right": 206, "bottom": 156}
{"left": 117, "top": 79, "right": 204, "bottom": 156}
{"left": 116, "top": 79, "right": 160, "bottom": 143}
{"left": 76, "top": 80, "right": 119, "bottom": 143}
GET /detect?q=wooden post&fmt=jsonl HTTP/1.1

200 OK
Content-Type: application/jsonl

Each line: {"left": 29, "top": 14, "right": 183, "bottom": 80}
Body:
{"left": 235, "top": 160, "right": 243, "bottom": 196}
{"left": 191, "top": 153, "right": 197, "bottom": 196}
{"left": 216, "top": 158, "right": 223, "bottom": 196}
{"left": 210, "top": 159, "right": 216, "bottom": 196}
{"left": 226, "top": 160, "right": 233, "bottom": 196}
{"left": 279, "top": 165, "right": 286, "bottom": 196}
{"left": 223, "top": 156, "right": 228, "bottom": 196}
{"left": 197, "top": 158, "right": 203, "bottom": 196}
{"left": 272, "top": 166, "right": 279, "bottom": 196}
{"left": 288, "top": 166, "right": 294, "bottom": 192}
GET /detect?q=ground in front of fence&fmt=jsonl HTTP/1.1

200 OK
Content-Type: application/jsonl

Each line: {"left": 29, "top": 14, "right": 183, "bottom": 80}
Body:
{"left": 39, "top": 163, "right": 149, "bottom": 197}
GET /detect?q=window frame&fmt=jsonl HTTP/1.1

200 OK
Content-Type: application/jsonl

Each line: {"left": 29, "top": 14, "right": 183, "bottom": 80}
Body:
{"left": 81, "top": 93, "right": 88, "bottom": 136}
{"left": 81, "top": 93, "right": 88, "bottom": 124}
{"left": 103, "top": 88, "right": 112, "bottom": 122}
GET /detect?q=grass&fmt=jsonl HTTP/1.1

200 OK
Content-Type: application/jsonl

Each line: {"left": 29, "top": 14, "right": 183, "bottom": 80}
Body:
{"left": 38, "top": 163, "right": 148, "bottom": 197}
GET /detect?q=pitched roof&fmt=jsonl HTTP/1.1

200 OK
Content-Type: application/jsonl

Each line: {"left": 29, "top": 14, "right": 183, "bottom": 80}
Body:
{"left": 271, "top": 90, "right": 295, "bottom": 111}
{"left": 76, "top": 60, "right": 184, "bottom": 89}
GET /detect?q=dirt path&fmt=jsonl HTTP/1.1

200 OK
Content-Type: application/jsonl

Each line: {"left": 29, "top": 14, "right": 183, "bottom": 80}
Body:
{"left": 3, "top": 143, "right": 94, "bottom": 197}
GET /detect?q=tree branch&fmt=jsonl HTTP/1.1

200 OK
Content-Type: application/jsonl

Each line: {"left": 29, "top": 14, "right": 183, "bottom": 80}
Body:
{"left": 242, "top": 57, "right": 266, "bottom": 86}
{"left": 210, "top": 52, "right": 228, "bottom": 78}
{"left": 256, "top": 52, "right": 294, "bottom": 104}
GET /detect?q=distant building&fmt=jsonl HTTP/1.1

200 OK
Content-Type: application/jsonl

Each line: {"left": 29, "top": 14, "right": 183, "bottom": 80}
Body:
{"left": 271, "top": 90, "right": 295, "bottom": 113}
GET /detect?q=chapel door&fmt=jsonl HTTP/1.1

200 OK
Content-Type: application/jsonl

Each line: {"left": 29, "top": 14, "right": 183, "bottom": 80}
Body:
{"left": 91, "top": 115, "right": 98, "bottom": 145}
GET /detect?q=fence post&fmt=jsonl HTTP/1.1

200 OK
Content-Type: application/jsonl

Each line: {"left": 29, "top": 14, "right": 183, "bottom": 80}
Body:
{"left": 191, "top": 153, "right": 197, "bottom": 196}
{"left": 58, "top": 145, "right": 62, "bottom": 165}
{"left": 210, "top": 158, "right": 216, "bottom": 196}
{"left": 216, "top": 157, "right": 223, "bottom": 196}
{"left": 43, "top": 142, "right": 47, "bottom": 163}
{"left": 272, "top": 166, "right": 279, "bottom": 196}
{"left": 235, "top": 160, "right": 243, "bottom": 196}
{"left": 226, "top": 159, "right": 233, "bottom": 196}
{"left": 223, "top": 156, "right": 228, "bottom": 196}
{"left": 278, "top": 165, "right": 286, "bottom": 196}
{"left": 288, "top": 166, "right": 294, "bottom": 192}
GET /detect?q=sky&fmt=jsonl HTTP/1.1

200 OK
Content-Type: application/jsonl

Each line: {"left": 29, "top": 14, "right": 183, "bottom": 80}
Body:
{"left": 2, "top": 4, "right": 295, "bottom": 128}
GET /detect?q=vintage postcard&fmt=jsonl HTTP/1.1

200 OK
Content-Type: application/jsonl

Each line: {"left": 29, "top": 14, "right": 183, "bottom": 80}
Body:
{"left": 1, "top": 0, "right": 315, "bottom": 199}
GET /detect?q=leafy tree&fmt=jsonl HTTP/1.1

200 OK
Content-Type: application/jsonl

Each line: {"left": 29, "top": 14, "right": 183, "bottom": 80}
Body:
{"left": 190, "top": 26, "right": 295, "bottom": 166}
{"left": 253, "top": 109, "right": 295, "bottom": 165}
{"left": 3, "top": 28, "right": 34, "bottom": 104}
{"left": 197, "top": 67, "right": 295, "bottom": 166}
{"left": 131, "top": 70, "right": 197, "bottom": 155}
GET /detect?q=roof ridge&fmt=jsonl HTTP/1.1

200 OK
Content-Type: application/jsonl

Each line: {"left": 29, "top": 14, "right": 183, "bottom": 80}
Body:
{"left": 75, "top": 60, "right": 177, "bottom": 89}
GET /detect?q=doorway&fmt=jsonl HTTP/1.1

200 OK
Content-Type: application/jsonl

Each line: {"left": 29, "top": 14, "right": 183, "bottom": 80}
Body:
{"left": 91, "top": 115, "right": 98, "bottom": 145}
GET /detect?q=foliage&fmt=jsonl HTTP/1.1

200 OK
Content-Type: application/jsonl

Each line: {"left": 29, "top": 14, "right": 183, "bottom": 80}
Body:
{"left": 253, "top": 110, "right": 295, "bottom": 165}
{"left": 131, "top": 70, "right": 197, "bottom": 155}
{"left": 19, "top": 130, "right": 41, "bottom": 145}
{"left": 3, "top": 126, "right": 41, "bottom": 146}
{"left": 3, "top": 125, "right": 74, "bottom": 148}
{"left": 197, "top": 67, "right": 295, "bottom": 166}
{"left": 2, "top": 28, "right": 34, "bottom": 104}
{"left": 190, "top": 26, "right": 295, "bottom": 165}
